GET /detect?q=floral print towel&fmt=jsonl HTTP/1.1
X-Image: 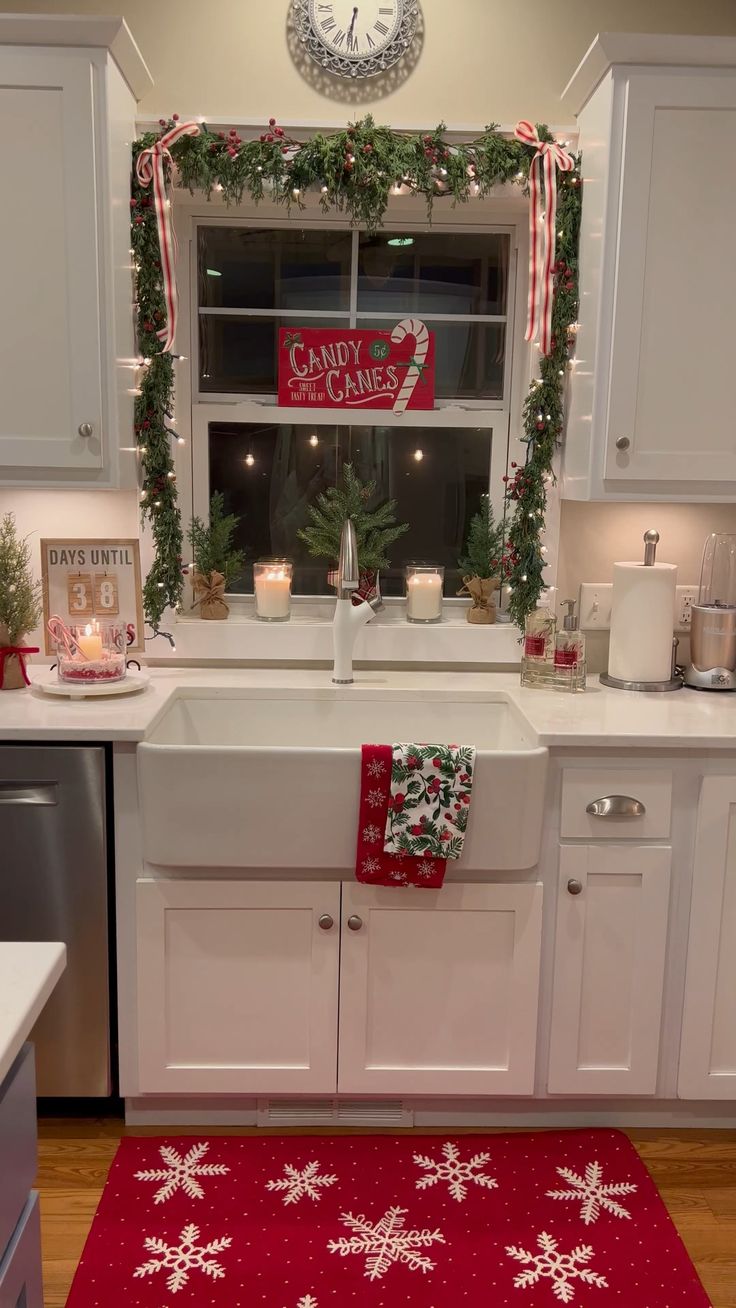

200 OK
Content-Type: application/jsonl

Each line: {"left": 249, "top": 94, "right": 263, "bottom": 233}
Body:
{"left": 356, "top": 745, "right": 447, "bottom": 888}
{"left": 383, "top": 743, "right": 476, "bottom": 860}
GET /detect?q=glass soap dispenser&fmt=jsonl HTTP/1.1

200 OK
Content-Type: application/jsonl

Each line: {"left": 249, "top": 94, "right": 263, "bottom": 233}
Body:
{"left": 520, "top": 599, "right": 557, "bottom": 687}
{"left": 552, "top": 598, "right": 586, "bottom": 691}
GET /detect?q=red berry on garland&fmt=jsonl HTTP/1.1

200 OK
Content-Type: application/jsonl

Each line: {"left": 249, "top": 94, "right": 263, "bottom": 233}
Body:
{"left": 265, "top": 133, "right": 274, "bottom": 142}
{"left": 142, "top": 419, "right": 150, "bottom": 429}
{"left": 275, "top": 127, "right": 284, "bottom": 137}
{"left": 536, "top": 421, "right": 545, "bottom": 431}
{"left": 511, "top": 461, "right": 517, "bottom": 468}
{"left": 362, "top": 143, "right": 373, "bottom": 153}
{"left": 210, "top": 143, "right": 217, "bottom": 152}
{"left": 158, "top": 118, "right": 166, "bottom": 127}
{"left": 229, "top": 128, "right": 237, "bottom": 137}
{"left": 134, "top": 215, "right": 144, "bottom": 225}
{"left": 172, "top": 113, "right": 179, "bottom": 122}
{"left": 269, "top": 117, "right": 276, "bottom": 127}
{"left": 218, "top": 131, "right": 226, "bottom": 139}
{"left": 227, "top": 147, "right": 237, "bottom": 157}
{"left": 130, "top": 198, "right": 138, "bottom": 208}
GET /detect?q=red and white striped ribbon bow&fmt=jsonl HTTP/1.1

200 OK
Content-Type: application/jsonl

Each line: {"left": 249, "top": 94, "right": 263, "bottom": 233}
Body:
{"left": 514, "top": 120, "right": 574, "bottom": 357}
{"left": 135, "top": 120, "right": 201, "bottom": 353}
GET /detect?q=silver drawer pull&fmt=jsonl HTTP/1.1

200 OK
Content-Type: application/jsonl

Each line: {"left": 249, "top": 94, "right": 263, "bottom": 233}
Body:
{"left": 585, "top": 794, "right": 646, "bottom": 819}
{"left": 0, "top": 782, "right": 58, "bottom": 806}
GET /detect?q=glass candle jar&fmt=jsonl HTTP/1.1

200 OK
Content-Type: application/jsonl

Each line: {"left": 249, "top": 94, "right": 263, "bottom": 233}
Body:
{"left": 254, "top": 559, "right": 293, "bottom": 622}
{"left": 56, "top": 621, "right": 127, "bottom": 684}
{"left": 405, "top": 564, "right": 444, "bottom": 624}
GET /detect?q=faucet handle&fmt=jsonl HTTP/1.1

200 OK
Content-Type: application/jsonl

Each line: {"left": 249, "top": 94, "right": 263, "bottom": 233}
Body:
{"left": 338, "top": 517, "right": 360, "bottom": 594}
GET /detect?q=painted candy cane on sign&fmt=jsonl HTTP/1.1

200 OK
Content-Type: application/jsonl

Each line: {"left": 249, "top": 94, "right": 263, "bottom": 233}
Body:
{"left": 391, "top": 318, "right": 430, "bottom": 415}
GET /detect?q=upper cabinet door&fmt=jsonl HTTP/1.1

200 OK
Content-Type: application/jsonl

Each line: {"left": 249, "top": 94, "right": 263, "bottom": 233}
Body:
{"left": 605, "top": 72, "right": 736, "bottom": 484}
{"left": 0, "top": 50, "right": 103, "bottom": 470}
{"left": 679, "top": 777, "right": 736, "bottom": 1100}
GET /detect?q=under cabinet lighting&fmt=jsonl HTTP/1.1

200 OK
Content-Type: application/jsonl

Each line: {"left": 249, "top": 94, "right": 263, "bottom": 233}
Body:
{"left": 387, "top": 236, "right": 414, "bottom": 247}
{"left": 206, "top": 268, "right": 222, "bottom": 277}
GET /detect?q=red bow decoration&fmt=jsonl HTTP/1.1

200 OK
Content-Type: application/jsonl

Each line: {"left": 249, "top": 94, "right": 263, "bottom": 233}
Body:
{"left": 135, "top": 120, "right": 201, "bottom": 353}
{"left": 0, "top": 646, "right": 39, "bottom": 688}
{"left": 514, "top": 121, "right": 575, "bottom": 357}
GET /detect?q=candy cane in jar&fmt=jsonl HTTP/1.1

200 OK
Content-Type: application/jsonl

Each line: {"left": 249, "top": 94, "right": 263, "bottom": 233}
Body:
{"left": 391, "top": 317, "right": 430, "bottom": 415}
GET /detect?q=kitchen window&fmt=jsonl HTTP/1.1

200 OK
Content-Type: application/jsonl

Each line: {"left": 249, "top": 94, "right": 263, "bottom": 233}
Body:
{"left": 191, "top": 219, "right": 518, "bottom": 597}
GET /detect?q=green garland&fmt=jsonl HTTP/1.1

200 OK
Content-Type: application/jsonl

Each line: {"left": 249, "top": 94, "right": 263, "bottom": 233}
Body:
{"left": 131, "top": 115, "right": 581, "bottom": 629}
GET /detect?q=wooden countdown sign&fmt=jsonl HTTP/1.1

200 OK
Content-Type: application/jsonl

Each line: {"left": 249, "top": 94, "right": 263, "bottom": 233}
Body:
{"left": 40, "top": 539, "right": 145, "bottom": 654}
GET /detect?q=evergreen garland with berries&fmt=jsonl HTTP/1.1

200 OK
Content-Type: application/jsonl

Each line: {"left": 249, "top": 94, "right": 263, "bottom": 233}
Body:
{"left": 132, "top": 115, "right": 581, "bottom": 629}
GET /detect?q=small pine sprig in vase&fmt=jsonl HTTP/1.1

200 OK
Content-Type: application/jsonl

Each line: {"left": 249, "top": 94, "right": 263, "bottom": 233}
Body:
{"left": 0, "top": 513, "right": 43, "bottom": 689}
{"left": 457, "top": 495, "right": 504, "bottom": 625}
{"left": 298, "top": 463, "right": 409, "bottom": 598}
{"left": 187, "top": 492, "right": 245, "bottom": 620}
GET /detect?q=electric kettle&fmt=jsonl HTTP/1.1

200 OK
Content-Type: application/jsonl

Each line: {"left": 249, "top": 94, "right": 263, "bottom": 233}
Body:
{"left": 684, "top": 533, "right": 736, "bottom": 690}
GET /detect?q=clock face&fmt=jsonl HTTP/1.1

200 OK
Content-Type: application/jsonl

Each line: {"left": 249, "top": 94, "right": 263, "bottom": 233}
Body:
{"left": 293, "top": 0, "right": 417, "bottom": 78}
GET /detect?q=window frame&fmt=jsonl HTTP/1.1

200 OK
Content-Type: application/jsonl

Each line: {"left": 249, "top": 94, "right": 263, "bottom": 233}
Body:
{"left": 171, "top": 188, "right": 540, "bottom": 601}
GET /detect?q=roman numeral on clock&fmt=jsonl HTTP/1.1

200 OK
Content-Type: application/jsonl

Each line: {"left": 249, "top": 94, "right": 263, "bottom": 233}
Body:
{"left": 365, "top": 31, "right": 375, "bottom": 47}
{"left": 378, "top": 6, "right": 394, "bottom": 12}
{"left": 317, "top": 3, "right": 332, "bottom": 9}
{"left": 333, "top": 27, "right": 345, "bottom": 46}
{"left": 321, "top": 15, "right": 336, "bottom": 30}
{"left": 374, "top": 19, "right": 389, "bottom": 35}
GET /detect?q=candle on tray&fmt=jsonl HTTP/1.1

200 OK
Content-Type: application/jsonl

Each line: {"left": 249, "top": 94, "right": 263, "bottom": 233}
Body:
{"left": 77, "top": 621, "right": 103, "bottom": 661}
{"left": 254, "top": 559, "right": 293, "bottom": 622}
{"left": 405, "top": 565, "right": 444, "bottom": 624}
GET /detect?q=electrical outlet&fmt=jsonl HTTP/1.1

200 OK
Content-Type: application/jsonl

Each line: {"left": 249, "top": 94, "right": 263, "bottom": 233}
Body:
{"left": 675, "top": 585, "right": 698, "bottom": 631}
{"left": 579, "top": 582, "right": 613, "bottom": 629}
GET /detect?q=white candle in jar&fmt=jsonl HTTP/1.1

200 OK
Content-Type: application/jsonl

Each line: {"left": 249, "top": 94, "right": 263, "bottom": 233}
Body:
{"left": 255, "top": 567, "right": 291, "bottom": 620}
{"left": 77, "top": 622, "right": 103, "bottom": 660}
{"left": 407, "top": 572, "right": 443, "bottom": 622}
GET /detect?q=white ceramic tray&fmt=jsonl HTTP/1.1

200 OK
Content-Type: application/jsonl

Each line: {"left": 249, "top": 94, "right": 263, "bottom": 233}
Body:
{"left": 38, "top": 670, "right": 150, "bottom": 700}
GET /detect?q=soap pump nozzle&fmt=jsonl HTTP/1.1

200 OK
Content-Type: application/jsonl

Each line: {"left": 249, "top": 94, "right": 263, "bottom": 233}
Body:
{"left": 561, "top": 598, "right": 579, "bottom": 632}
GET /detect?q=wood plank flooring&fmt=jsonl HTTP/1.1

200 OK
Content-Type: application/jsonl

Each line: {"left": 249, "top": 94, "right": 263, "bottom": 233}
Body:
{"left": 36, "top": 1120, "right": 736, "bottom": 1307}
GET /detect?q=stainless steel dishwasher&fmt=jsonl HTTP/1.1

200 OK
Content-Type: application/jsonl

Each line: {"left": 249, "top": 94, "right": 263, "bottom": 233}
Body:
{"left": 0, "top": 745, "right": 111, "bottom": 1096}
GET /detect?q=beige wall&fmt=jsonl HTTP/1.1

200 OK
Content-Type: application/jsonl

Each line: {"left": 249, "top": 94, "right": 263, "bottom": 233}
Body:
{"left": 2, "top": 0, "right": 736, "bottom": 123}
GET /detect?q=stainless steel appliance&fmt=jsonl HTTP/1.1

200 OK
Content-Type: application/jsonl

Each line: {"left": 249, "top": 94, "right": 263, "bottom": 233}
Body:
{"left": 0, "top": 746, "right": 111, "bottom": 1095}
{"left": 685, "top": 533, "right": 736, "bottom": 691}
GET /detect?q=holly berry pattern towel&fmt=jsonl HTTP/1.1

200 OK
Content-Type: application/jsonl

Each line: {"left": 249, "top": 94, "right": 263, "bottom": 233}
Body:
{"left": 384, "top": 743, "right": 475, "bottom": 859}
{"left": 356, "top": 744, "right": 447, "bottom": 887}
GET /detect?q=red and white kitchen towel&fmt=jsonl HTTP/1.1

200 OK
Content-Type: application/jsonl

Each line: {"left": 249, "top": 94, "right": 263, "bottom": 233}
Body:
{"left": 356, "top": 743, "right": 475, "bottom": 889}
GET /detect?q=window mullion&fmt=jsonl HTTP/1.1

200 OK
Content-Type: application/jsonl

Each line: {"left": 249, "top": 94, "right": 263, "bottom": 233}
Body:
{"left": 349, "top": 227, "right": 359, "bottom": 329}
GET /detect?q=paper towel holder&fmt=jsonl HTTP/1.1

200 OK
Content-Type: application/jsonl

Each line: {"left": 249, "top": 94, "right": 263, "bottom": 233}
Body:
{"left": 600, "top": 529, "right": 684, "bottom": 693}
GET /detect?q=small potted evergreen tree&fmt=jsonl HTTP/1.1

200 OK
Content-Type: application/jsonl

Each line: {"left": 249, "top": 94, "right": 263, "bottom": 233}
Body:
{"left": 0, "top": 513, "right": 42, "bottom": 689}
{"left": 187, "top": 493, "right": 245, "bottom": 620}
{"left": 458, "top": 495, "right": 504, "bottom": 624}
{"left": 298, "top": 463, "right": 409, "bottom": 602}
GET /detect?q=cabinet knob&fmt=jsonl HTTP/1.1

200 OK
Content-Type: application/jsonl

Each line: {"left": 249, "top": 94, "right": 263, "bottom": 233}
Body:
{"left": 318, "top": 914, "right": 334, "bottom": 931}
{"left": 78, "top": 422, "right": 94, "bottom": 438}
{"left": 347, "top": 914, "right": 363, "bottom": 932}
{"left": 567, "top": 879, "right": 583, "bottom": 896}
{"left": 615, "top": 436, "right": 630, "bottom": 451}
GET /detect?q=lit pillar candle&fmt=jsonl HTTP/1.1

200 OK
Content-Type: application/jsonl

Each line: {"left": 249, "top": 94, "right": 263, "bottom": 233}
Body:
{"left": 405, "top": 567, "right": 444, "bottom": 623}
{"left": 254, "top": 561, "right": 293, "bottom": 621}
{"left": 77, "top": 621, "right": 103, "bottom": 660}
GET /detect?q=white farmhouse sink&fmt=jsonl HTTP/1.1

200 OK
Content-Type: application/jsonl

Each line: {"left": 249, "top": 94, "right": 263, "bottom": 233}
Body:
{"left": 138, "top": 689, "right": 548, "bottom": 870}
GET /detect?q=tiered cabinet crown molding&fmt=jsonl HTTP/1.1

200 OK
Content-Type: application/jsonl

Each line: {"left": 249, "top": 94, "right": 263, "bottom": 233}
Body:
{"left": 562, "top": 37, "right": 736, "bottom": 502}
{"left": 0, "top": 21, "right": 146, "bottom": 488}
{"left": 679, "top": 776, "right": 736, "bottom": 1100}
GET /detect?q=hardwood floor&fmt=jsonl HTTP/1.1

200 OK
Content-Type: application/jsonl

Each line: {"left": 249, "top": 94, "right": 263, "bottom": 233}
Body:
{"left": 36, "top": 1120, "right": 736, "bottom": 1307}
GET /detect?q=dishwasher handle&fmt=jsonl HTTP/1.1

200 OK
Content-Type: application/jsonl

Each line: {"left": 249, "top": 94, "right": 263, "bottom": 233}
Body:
{"left": 0, "top": 781, "right": 59, "bottom": 806}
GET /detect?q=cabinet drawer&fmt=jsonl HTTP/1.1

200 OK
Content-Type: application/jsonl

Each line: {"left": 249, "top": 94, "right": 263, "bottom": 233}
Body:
{"left": 0, "top": 1192, "right": 43, "bottom": 1308}
{"left": 0, "top": 1044, "right": 36, "bottom": 1263}
{"left": 560, "top": 768, "right": 672, "bottom": 840}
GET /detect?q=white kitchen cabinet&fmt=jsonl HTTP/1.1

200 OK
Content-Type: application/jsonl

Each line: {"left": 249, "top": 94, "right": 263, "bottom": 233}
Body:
{"left": 548, "top": 845, "right": 670, "bottom": 1094}
{"left": 136, "top": 878, "right": 341, "bottom": 1094}
{"left": 679, "top": 777, "right": 736, "bottom": 1100}
{"left": 0, "top": 18, "right": 151, "bottom": 486}
{"left": 337, "top": 881, "right": 543, "bottom": 1095}
{"left": 562, "top": 36, "right": 736, "bottom": 500}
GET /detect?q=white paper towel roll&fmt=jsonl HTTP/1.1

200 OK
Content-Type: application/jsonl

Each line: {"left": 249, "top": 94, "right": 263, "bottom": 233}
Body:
{"left": 608, "top": 562, "right": 677, "bottom": 684}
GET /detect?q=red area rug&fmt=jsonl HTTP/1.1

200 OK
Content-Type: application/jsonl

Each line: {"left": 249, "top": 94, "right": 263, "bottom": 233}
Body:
{"left": 65, "top": 1129, "right": 710, "bottom": 1307}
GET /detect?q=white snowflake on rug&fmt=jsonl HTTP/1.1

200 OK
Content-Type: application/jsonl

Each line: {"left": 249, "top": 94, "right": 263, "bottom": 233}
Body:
{"left": 327, "top": 1204, "right": 445, "bottom": 1281}
{"left": 546, "top": 1159, "right": 637, "bottom": 1225}
{"left": 366, "top": 758, "right": 386, "bottom": 777}
{"left": 413, "top": 1141, "right": 498, "bottom": 1203}
{"left": 506, "top": 1231, "right": 608, "bottom": 1304}
{"left": 296, "top": 1297, "right": 318, "bottom": 1308}
{"left": 366, "top": 788, "right": 385, "bottom": 809}
{"left": 134, "top": 1142, "right": 230, "bottom": 1205}
{"left": 361, "top": 856, "right": 382, "bottom": 876}
{"left": 362, "top": 824, "right": 382, "bottom": 843}
{"left": 266, "top": 1160, "right": 338, "bottom": 1205}
{"left": 133, "top": 1223, "right": 231, "bottom": 1295}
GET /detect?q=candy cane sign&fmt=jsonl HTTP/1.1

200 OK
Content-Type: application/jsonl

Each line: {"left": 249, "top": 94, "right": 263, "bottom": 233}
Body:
{"left": 390, "top": 318, "right": 431, "bottom": 415}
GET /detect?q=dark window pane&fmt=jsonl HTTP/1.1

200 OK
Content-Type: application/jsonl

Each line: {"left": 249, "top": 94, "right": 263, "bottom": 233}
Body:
{"left": 198, "top": 227, "right": 352, "bottom": 311}
{"left": 208, "top": 423, "right": 491, "bottom": 596}
{"left": 357, "top": 231, "right": 509, "bottom": 316}
{"left": 199, "top": 314, "right": 348, "bottom": 393}
{"left": 356, "top": 317, "right": 505, "bottom": 400}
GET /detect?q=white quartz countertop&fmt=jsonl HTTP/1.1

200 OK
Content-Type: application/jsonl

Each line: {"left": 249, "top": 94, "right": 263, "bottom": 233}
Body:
{"left": 0, "top": 942, "right": 66, "bottom": 1085}
{"left": 0, "top": 666, "right": 735, "bottom": 749}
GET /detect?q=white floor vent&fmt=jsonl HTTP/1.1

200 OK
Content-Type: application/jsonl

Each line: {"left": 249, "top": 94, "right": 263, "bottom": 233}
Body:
{"left": 257, "top": 1099, "right": 413, "bottom": 1128}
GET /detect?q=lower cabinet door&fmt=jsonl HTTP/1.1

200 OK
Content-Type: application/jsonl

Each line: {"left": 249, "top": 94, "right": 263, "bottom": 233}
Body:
{"left": 136, "top": 879, "right": 340, "bottom": 1094}
{"left": 337, "top": 881, "right": 543, "bottom": 1095}
{"left": 548, "top": 846, "right": 671, "bottom": 1095}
